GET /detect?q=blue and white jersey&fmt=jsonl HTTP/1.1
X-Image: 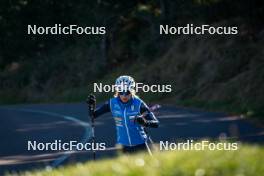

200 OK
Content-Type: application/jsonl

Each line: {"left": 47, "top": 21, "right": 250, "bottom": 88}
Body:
{"left": 110, "top": 95, "right": 147, "bottom": 146}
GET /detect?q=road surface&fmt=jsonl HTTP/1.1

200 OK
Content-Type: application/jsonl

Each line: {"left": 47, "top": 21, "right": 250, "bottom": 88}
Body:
{"left": 0, "top": 103, "right": 263, "bottom": 175}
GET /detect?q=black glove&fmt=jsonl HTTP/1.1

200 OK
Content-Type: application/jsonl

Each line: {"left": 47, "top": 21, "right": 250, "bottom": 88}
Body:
{"left": 87, "top": 94, "right": 96, "bottom": 106}
{"left": 135, "top": 115, "right": 147, "bottom": 126}
{"left": 86, "top": 94, "right": 96, "bottom": 115}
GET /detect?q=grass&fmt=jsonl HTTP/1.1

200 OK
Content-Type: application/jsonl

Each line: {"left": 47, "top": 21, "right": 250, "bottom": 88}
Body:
{"left": 1, "top": 35, "right": 263, "bottom": 121}
{"left": 7, "top": 143, "right": 264, "bottom": 176}
{"left": 1, "top": 83, "right": 262, "bottom": 121}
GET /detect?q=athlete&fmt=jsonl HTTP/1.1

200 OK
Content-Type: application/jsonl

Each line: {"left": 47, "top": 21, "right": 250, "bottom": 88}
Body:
{"left": 87, "top": 75, "right": 159, "bottom": 153}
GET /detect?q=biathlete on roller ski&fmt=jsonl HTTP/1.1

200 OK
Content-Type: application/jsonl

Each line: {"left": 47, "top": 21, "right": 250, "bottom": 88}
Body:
{"left": 87, "top": 75, "right": 159, "bottom": 154}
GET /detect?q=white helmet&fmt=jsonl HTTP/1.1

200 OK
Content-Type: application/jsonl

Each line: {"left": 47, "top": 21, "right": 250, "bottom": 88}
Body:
{"left": 115, "top": 75, "right": 135, "bottom": 92}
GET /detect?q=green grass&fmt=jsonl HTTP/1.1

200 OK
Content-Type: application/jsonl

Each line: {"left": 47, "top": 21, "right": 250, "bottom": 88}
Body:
{"left": 7, "top": 144, "right": 264, "bottom": 176}
{"left": 1, "top": 35, "right": 263, "bottom": 122}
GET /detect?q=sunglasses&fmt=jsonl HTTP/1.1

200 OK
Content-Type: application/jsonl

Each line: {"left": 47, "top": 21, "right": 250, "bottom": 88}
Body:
{"left": 119, "top": 91, "right": 131, "bottom": 96}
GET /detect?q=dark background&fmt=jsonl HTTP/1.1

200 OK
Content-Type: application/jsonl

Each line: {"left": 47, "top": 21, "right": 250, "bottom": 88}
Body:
{"left": 0, "top": 0, "right": 264, "bottom": 119}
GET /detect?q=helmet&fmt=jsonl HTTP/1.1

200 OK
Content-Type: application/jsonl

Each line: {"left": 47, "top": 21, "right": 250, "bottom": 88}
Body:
{"left": 115, "top": 75, "right": 135, "bottom": 92}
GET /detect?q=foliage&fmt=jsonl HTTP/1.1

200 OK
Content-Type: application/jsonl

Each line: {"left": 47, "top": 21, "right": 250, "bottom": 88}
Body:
{"left": 7, "top": 144, "right": 264, "bottom": 176}
{"left": 0, "top": 1, "right": 263, "bottom": 118}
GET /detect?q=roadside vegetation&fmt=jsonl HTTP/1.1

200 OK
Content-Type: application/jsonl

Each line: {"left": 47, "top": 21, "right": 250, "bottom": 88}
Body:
{"left": 0, "top": 1, "right": 263, "bottom": 119}
{"left": 7, "top": 144, "right": 264, "bottom": 176}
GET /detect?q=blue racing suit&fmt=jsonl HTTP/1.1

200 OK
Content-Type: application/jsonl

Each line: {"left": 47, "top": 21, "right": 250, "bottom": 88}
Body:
{"left": 94, "top": 95, "right": 159, "bottom": 147}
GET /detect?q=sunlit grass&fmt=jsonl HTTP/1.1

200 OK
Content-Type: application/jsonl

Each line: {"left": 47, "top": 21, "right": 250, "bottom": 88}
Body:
{"left": 7, "top": 144, "right": 264, "bottom": 176}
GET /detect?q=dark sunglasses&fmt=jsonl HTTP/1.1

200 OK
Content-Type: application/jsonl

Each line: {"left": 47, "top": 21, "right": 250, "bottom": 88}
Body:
{"left": 119, "top": 91, "right": 131, "bottom": 96}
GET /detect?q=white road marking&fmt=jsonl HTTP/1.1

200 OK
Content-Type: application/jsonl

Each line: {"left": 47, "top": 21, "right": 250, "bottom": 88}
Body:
{"left": 3, "top": 107, "right": 92, "bottom": 168}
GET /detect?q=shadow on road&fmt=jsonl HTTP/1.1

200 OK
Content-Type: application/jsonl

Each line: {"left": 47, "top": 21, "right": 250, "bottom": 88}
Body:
{"left": 0, "top": 103, "right": 263, "bottom": 175}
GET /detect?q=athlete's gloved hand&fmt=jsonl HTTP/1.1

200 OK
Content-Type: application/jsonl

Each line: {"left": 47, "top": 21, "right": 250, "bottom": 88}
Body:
{"left": 86, "top": 94, "right": 96, "bottom": 116}
{"left": 87, "top": 94, "right": 96, "bottom": 106}
{"left": 135, "top": 115, "right": 147, "bottom": 126}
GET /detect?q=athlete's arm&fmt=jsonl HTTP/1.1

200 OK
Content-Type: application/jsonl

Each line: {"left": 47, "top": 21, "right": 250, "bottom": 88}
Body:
{"left": 139, "top": 102, "right": 159, "bottom": 128}
{"left": 93, "top": 101, "right": 111, "bottom": 118}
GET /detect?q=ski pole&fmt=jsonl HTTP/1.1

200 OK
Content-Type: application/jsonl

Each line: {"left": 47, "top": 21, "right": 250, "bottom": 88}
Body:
{"left": 142, "top": 104, "right": 161, "bottom": 144}
{"left": 144, "top": 126, "right": 159, "bottom": 154}
{"left": 134, "top": 104, "right": 161, "bottom": 156}
{"left": 86, "top": 94, "right": 96, "bottom": 160}
{"left": 142, "top": 127, "right": 152, "bottom": 156}
{"left": 144, "top": 127, "right": 154, "bottom": 144}
{"left": 145, "top": 140, "right": 153, "bottom": 156}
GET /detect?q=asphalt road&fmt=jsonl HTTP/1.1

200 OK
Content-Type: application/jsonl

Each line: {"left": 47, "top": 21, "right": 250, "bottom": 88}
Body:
{"left": 0, "top": 103, "right": 263, "bottom": 175}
